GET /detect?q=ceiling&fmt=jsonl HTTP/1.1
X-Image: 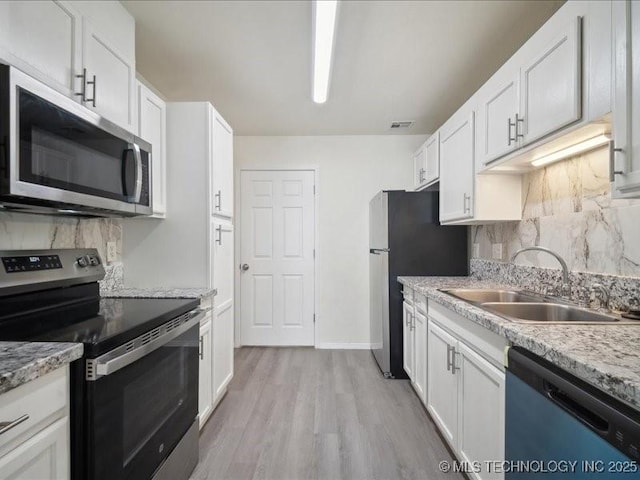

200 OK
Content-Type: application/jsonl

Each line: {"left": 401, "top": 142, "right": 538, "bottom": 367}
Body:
{"left": 123, "top": 0, "right": 564, "bottom": 136}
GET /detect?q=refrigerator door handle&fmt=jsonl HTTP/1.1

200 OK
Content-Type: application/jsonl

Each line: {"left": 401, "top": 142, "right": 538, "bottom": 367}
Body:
{"left": 369, "top": 248, "right": 390, "bottom": 254}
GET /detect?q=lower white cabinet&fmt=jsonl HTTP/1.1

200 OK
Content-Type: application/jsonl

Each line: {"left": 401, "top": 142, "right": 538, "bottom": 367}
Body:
{"left": 212, "top": 301, "right": 234, "bottom": 402}
{"left": 0, "top": 367, "right": 70, "bottom": 480}
{"left": 412, "top": 308, "right": 427, "bottom": 404}
{"left": 427, "top": 303, "right": 507, "bottom": 480}
{"left": 402, "top": 300, "right": 414, "bottom": 380}
{"left": 198, "top": 315, "right": 213, "bottom": 429}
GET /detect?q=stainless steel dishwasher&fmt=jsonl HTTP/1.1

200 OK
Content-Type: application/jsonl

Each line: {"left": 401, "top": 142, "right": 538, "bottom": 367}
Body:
{"left": 505, "top": 347, "right": 640, "bottom": 479}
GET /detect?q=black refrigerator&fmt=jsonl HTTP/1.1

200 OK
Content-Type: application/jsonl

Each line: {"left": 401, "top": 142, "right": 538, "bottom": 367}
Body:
{"left": 369, "top": 190, "right": 468, "bottom": 379}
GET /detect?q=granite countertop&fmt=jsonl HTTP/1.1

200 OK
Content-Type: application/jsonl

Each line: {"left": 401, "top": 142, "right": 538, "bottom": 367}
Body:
{"left": 0, "top": 342, "right": 83, "bottom": 395}
{"left": 102, "top": 287, "right": 215, "bottom": 299}
{"left": 398, "top": 276, "right": 640, "bottom": 410}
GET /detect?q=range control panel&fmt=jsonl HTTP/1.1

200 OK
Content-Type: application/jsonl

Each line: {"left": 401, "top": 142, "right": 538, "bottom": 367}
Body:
{"left": 2, "top": 255, "right": 63, "bottom": 273}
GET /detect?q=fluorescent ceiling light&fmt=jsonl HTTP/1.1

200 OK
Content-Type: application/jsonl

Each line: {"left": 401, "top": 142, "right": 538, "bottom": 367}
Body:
{"left": 530, "top": 134, "right": 611, "bottom": 167}
{"left": 312, "top": 0, "right": 338, "bottom": 104}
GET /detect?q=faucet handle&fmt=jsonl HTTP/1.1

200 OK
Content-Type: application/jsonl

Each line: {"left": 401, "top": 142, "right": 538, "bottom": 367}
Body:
{"left": 590, "top": 283, "right": 611, "bottom": 311}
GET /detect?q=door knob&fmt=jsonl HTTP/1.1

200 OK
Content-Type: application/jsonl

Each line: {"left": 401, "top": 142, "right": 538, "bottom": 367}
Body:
{"left": 241, "top": 264, "right": 250, "bottom": 271}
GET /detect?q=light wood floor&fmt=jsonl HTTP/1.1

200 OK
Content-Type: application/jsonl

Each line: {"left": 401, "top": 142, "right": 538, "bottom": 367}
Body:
{"left": 191, "top": 347, "right": 462, "bottom": 480}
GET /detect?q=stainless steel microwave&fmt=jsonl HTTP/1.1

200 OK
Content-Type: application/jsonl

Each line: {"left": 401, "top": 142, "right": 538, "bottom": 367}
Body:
{"left": 0, "top": 64, "right": 152, "bottom": 217}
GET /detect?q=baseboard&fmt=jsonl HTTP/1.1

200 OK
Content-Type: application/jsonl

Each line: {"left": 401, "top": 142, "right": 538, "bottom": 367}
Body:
{"left": 315, "top": 342, "right": 372, "bottom": 350}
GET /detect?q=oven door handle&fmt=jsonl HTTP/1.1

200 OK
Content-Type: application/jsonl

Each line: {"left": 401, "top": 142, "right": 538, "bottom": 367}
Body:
{"left": 88, "top": 309, "right": 205, "bottom": 380}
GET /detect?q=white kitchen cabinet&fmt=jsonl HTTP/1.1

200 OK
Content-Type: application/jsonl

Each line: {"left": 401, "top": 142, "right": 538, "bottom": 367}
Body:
{"left": 212, "top": 220, "right": 234, "bottom": 307}
{"left": 212, "top": 301, "right": 234, "bottom": 404}
{"left": 612, "top": 0, "right": 640, "bottom": 198}
{"left": 137, "top": 81, "right": 167, "bottom": 217}
{"left": 198, "top": 315, "right": 213, "bottom": 429}
{"left": 520, "top": 16, "right": 582, "bottom": 145}
{"left": 477, "top": 68, "right": 520, "bottom": 167}
{"left": 413, "top": 308, "right": 427, "bottom": 404}
{"left": 457, "top": 342, "right": 505, "bottom": 480}
{"left": 402, "top": 300, "right": 414, "bottom": 381}
{"left": 427, "top": 320, "right": 458, "bottom": 448}
{"left": 439, "top": 110, "right": 475, "bottom": 223}
{"left": 413, "top": 143, "right": 427, "bottom": 190}
{"left": 212, "top": 111, "right": 234, "bottom": 219}
{"left": 82, "top": 18, "right": 136, "bottom": 132}
{"left": 0, "top": 367, "right": 70, "bottom": 480}
{"left": 427, "top": 303, "right": 507, "bottom": 480}
{"left": 0, "top": 1, "right": 82, "bottom": 98}
{"left": 424, "top": 131, "right": 440, "bottom": 186}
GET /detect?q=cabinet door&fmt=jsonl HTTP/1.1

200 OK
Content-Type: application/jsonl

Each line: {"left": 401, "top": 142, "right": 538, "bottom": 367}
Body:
{"left": 424, "top": 131, "right": 440, "bottom": 185}
{"left": 520, "top": 16, "right": 582, "bottom": 145}
{"left": 413, "top": 309, "right": 427, "bottom": 404}
{"left": 82, "top": 19, "right": 136, "bottom": 131}
{"left": 402, "top": 301, "right": 414, "bottom": 380}
{"left": 479, "top": 72, "right": 519, "bottom": 166}
{"left": 612, "top": 0, "right": 640, "bottom": 198}
{"left": 0, "top": 1, "right": 82, "bottom": 99}
{"left": 457, "top": 343, "right": 505, "bottom": 480}
{"left": 413, "top": 144, "right": 427, "bottom": 189}
{"left": 212, "top": 111, "right": 234, "bottom": 219}
{"left": 427, "top": 320, "right": 458, "bottom": 449}
{"left": 439, "top": 111, "right": 475, "bottom": 223}
{"left": 213, "top": 301, "right": 234, "bottom": 403}
{"left": 0, "top": 417, "right": 69, "bottom": 480}
{"left": 138, "top": 82, "right": 167, "bottom": 217}
{"left": 212, "top": 220, "right": 234, "bottom": 306}
{"left": 198, "top": 317, "right": 213, "bottom": 429}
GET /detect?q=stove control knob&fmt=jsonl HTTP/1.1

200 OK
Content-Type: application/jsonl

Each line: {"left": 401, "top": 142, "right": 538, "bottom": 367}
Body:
{"left": 77, "top": 256, "right": 89, "bottom": 268}
{"left": 88, "top": 255, "right": 101, "bottom": 266}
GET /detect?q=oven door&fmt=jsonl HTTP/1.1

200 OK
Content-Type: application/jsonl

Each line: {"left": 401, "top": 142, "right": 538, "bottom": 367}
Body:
{"left": 84, "top": 316, "right": 200, "bottom": 480}
{"left": 2, "top": 65, "right": 151, "bottom": 216}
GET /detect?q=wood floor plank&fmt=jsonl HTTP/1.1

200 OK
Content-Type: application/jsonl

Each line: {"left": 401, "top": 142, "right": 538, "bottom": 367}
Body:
{"left": 193, "top": 347, "right": 462, "bottom": 480}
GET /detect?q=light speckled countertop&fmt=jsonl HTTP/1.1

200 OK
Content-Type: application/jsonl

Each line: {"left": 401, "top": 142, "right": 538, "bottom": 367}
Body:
{"left": 0, "top": 342, "right": 83, "bottom": 395}
{"left": 102, "top": 287, "right": 215, "bottom": 299}
{"left": 398, "top": 276, "right": 640, "bottom": 410}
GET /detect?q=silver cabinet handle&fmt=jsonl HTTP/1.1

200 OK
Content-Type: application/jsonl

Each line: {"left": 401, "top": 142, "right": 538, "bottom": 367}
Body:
{"left": 463, "top": 193, "right": 471, "bottom": 214}
{"left": 240, "top": 263, "right": 250, "bottom": 271}
{"left": 507, "top": 117, "right": 515, "bottom": 146}
{"left": 199, "top": 335, "right": 204, "bottom": 360}
{"left": 451, "top": 347, "right": 460, "bottom": 375}
{"left": 132, "top": 143, "right": 143, "bottom": 203}
{"left": 0, "top": 414, "right": 29, "bottom": 436}
{"left": 515, "top": 113, "right": 524, "bottom": 140}
{"left": 215, "top": 190, "right": 222, "bottom": 211}
{"left": 419, "top": 168, "right": 426, "bottom": 183}
{"left": 410, "top": 313, "right": 415, "bottom": 331}
{"left": 609, "top": 140, "right": 625, "bottom": 182}
{"left": 215, "top": 225, "right": 223, "bottom": 245}
{"left": 86, "top": 74, "right": 97, "bottom": 107}
{"left": 75, "top": 68, "right": 87, "bottom": 101}
{"left": 446, "top": 344, "right": 452, "bottom": 371}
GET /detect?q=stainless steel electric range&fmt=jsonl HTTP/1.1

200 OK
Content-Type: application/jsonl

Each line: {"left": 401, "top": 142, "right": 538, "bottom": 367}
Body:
{"left": 0, "top": 248, "right": 203, "bottom": 480}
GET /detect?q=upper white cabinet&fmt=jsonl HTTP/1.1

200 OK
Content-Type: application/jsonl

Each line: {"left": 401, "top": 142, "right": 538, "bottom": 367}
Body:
{"left": 413, "top": 133, "right": 440, "bottom": 190}
{"left": 212, "top": 111, "right": 234, "bottom": 219}
{"left": 137, "top": 81, "right": 167, "bottom": 217}
{"left": 612, "top": 0, "right": 640, "bottom": 198}
{"left": 439, "top": 110, "right": 475, "bottom": 223}
{"left": 0, "top": 0, "right": 136, "bottom": 132}
{"left": 0, "top": 1, "right": 81, "bottom": 97}
{"left": 519, "top": 17, "right": 582, "bottom": 145}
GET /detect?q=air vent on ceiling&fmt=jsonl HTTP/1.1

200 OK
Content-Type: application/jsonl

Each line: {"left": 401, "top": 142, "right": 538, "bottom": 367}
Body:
{"left": 390, "top": 121, "right": 413, "bottom": 130}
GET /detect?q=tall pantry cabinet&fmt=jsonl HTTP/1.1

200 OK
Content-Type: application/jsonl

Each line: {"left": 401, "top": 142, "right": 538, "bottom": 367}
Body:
{"left": 123, "top": 102, "right": 235, "bottom": 428}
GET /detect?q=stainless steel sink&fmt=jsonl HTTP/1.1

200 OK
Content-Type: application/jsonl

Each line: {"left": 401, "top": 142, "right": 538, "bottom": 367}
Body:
{"left": 441, "top": 288, "right": 546, "bottom": 304}
{"left": 481, "top": 302, "right": 620, "bottom": 324}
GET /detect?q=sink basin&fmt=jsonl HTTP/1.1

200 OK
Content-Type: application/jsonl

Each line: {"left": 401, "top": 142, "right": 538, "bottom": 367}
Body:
{"left": 481, "top": 302, "right": 620, "bottom": 324}
{"left": 441, "top": 288, "right": 545, "bottom": 304}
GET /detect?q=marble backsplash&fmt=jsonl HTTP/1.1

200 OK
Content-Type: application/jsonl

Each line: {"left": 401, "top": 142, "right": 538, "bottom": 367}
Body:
{"left": 0, "top": 211, "right": 124, "bottom": 289}
{"left": 472, "top": 147, "right": 640, "bottom": 277}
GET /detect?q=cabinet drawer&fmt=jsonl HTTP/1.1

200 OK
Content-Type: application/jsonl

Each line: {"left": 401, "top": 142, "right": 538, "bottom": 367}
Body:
{"left": 414, "top": 293, "right": 427, "bottom": 314}
{"left": 402, "top": 287, "right": 414, "bottom": 304}
{"left": 0, "top": 367, "right": 68, "bottom": 456}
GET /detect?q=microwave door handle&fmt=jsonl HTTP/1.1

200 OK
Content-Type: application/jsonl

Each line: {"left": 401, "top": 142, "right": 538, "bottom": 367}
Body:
{"left": 132, "top": 143, "right": 143, "bottom": 203}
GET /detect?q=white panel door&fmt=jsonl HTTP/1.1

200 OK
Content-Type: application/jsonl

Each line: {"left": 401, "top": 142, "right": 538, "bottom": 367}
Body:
{"left": 0, "top": 417, "right": 69, "bottom": 480}
{"left": 212, "top": 220, "right": 234, "bottom": 307}
{"left": 82, "top": 19, "right": 135, "bottom": 131}
{"left": 212, "top": 301, "right": 234, "bottom": 401}
{"left": 424, "top": 131, "right": 440, "bottom": 185}
{"left": 520, "top": 16, "right": 582, "bottom": 145}
{"left": 240, "top": 170, "right": 315, "bottom": 346}
{"left": 479, "top": 72, "right": 519, "bottom": 166}
{"left": 413, "top": 143, "right": 427, "bottom": 189}
{"left": 212, "top": 111, "right": 234, "bottom": 218}
{"left": 413, "top": 309, "right": 427, "bottom": 404}
{"left": 457, "top": 343, "right": 505, "bottom": 480}
{"left": 198, "top": 317, "right": 212, "bottom": 429}
{"left": 402, "top": 301, "right": 414, "bottom": 380}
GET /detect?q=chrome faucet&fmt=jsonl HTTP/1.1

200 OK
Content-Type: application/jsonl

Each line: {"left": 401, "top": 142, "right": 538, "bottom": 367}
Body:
{"left": 590, "top": 283, "right": 611, "bottom": 312}
{"left": 510, "top": 246, "right": 571, "bottom": 298}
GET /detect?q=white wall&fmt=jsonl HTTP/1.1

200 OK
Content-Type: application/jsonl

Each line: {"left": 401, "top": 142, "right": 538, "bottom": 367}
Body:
{"left": 234, "top": 135, "right": 426, "bottom": 348}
